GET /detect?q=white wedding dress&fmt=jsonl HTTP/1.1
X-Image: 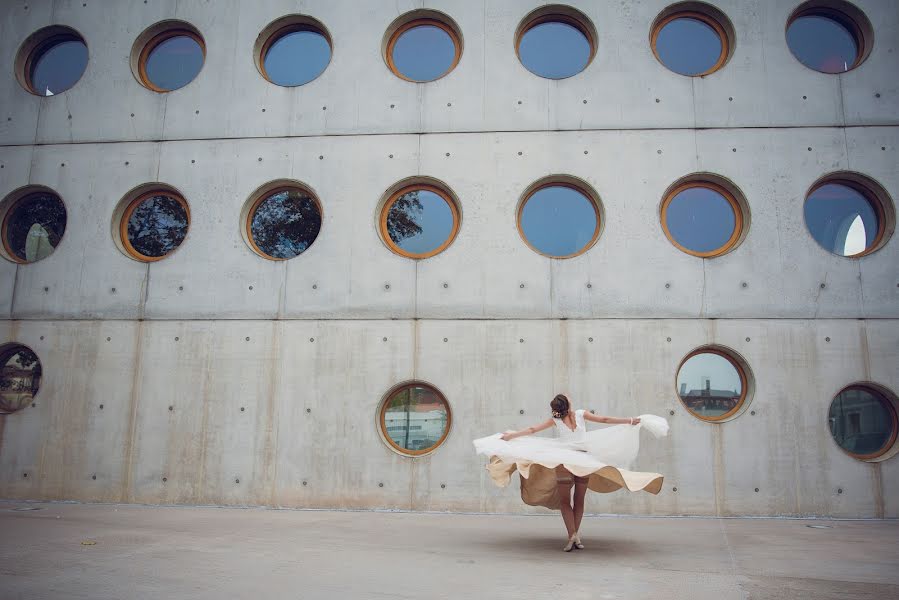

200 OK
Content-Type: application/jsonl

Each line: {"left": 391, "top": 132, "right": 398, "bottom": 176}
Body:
{"left": 473, "top": 410, "right": 669, "bottom": 510}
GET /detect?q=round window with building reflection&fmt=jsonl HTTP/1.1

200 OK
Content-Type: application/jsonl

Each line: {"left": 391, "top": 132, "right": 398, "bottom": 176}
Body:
{"left": 138, "top": 28, "right": 205, "bottom": 92}
{"left": 0, "top": 344, "right": 42, "bottom": 414}
{"left": 662, "top": 181, "right": 743, "bottom": 257}
{"left": 121, "top": 191, "right": 190, "bottom": 261}
{"left": 247, "top": 187, "right": 322, "bottom": 260}
{"left": 518, "top": 182, "right": 600, "bottom": 258}
{"left": 19, "top": 27, "right": 89, "bottom": 96}
{"left": 652, "top": 10, "right": 730, "bottom": 76}
{"left": 259, "top": 20, "right": 331, "bottom": 87}
{"left": 516, "top": 9, "right": 596, "bottom": 79}
{"left": 828, "top": 385, "right": 897, "bottom": 460}
{"left": 677, "top": 349, "right": 747, "bottom": 421}
{"left": 804, "top": 179, "right": 885, "bottom": 258}
{"left": 379, "top": 383, "right": 451, "bottom": 456}
{"left": 786, "top": 3, "right": 869, "bottom": 74}
{"left": 386, "top": 18, "right": 461, "bottom": 82}
{"left": 380, "top": 184, "right": 459, "bottom": 259}
{"left": 1, "top": 189, "right": 67, "bottom": 264}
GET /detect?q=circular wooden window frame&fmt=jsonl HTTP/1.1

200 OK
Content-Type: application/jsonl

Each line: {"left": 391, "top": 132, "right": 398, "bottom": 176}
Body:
{"left": 651, "top": 11, "right": 729, "bottom": 77}
{"left": 828, "top": 384, "right": 899, "bottom": 461}
{"left": 379, "top": 183, "right": 460, "bottom": 260}
{"left": 258, "top": 21, "right": 332, "bottom": 87}
{"left": 0, "top": 188, "right": 67, "bottom": 265}
{"left": 245, "top": 185, "right": 323, "bottom": 261}
{"left": 786, "top": 3, "right": 870, "bottom": 74}
{"left": 515, "top": 10, "right": 597, "bottom": 80}
{"left": 675, "top": 347, "right": 749, "bottom": 422}
{"left": 517, "top": 181, "right": 602, "bottom": 259}
{"left": 0, "top": 343, "right": 42, "bottom": 415}
{"left": 804, "top": 177, "right": 887, "bottom": 259}
{"left": 136, "top": 28, "right": 206, "bottom": 93}
{"left": 119, "top": 190, "right": 191, "bottom": 262}
{"left": 378, "top": 382, "right": 452, "bottom": 457}
{"left": 385, "top": 18, "right": 462, "bottom": 83}
{"left": 19, "top": 27, "right": 88, "bottom": 96}
{"left": 661, "top": 181, "right": 744, "bottom": 258}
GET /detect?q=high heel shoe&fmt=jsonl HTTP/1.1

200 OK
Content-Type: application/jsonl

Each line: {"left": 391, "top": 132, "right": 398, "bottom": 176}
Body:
{"left": 573, "top": 533, "right": 584, "bottom": 550}
{"left": 563, "top": 536, "right": 576, "bottom": 552}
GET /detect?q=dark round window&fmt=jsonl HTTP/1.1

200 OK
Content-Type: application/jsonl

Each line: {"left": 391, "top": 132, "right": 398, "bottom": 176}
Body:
{"left": 386, "top": 18, "right": 461, "bottom": 82}
{"left": 20, "top": 27, "right": 89, "bottom": 96}
{"left": 247, "top": 187, "right": 322, "bottom": 260}
{"left": 1, "top": 190, "right": 67, "bottom": 264}
{"left": 828, "top": 385, "right": 897, "bottom": 460}
{"left": 677, "top": 349, "right": 748, "bottom": 421}
{"left": 516, "top": 10, "right": 595, "bottom": 79}
{"left": 652, "top": 11, "right": 729, "bottom": 76}
{"left": 379, "top": 383, "right": 451, "bottom": 456}
{"left": 260, "top": 22, "right": 331, "bottom": 87}
{"left": 661, "top": 181, "right": 744, "bottom": 257}
{"left": 0, "top": 344, "right": 42, "bottom": 414}
{"left": 139, "top": 29, "right": 205, "bottom": 92}
{"left": 518, "top": 182, "right": 600, "bottom": 258}
{"left": 121, "top": 191, "right": 190, "bottom": 261}
{"left": 786, "top": 3, "right": 871, "bottom": 73}
{"left": 380, "top": 184, "right": 459, "bottom": 259}
{"left": 804, "top": 179, "right": 885, "bottom": 257}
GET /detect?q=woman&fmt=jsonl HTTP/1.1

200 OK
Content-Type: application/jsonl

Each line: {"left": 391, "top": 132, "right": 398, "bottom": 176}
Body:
{"left": 474, "top": 394, "right": 667, "bottom": 552}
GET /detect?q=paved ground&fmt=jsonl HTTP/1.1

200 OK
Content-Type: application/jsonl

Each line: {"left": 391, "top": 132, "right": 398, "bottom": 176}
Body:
{"left": 1, "top": 501, "right": 897, "bottom": 600}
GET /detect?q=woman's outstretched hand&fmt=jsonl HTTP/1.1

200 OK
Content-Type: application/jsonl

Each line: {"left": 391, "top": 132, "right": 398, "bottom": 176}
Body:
{"left": 500, "top": 432, "right": 514, "bottom": 441}
{"left": 631, "top": 417, "right": 641, "bottom": 425}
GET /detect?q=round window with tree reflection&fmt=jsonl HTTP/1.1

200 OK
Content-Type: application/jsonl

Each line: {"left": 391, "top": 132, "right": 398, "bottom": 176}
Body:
{"left": 786, "top": 4, "right": 868, "bottom": 74}
{"left": 0, "top": 344, "right": 42, "bottom": 414}
{"left": 804, "top": 179, "right": 886, "bottom": 258}
{"left": 386, "top": 18, "right": 461, "bottom": 82}
{"left": 662, "top": 181, "right": 743, "bottom": 257}
{"left": 652, "top": 11, "right": 729, "bottom": 76}
{"left": 121, "top": 191, "right": 190, "bottom": 261}
{"left": 20, "top": 27, "right": 89, "bottom": 96}
{"left": 1, "top": 189, "right": 67, "bottom": 264}
{"left": 260, "top": 22, "right": 331, "bottom": 87}
{"left": 828, "top": 385, "right": 897, "bottom": 460}
{"left": 247, "top": 187, "right": 322, "bottom": 260}
{"left": 139, "top": 28, "right": 205, "bottom": 92}
{"left": 516, "top": 13, "right": 595, "bottom": 79}
{"left": 676, "top": 349, "right": 748, "bottom": 421}
{"left": 379, "top": 383, "right": 451, "bottom": 456}
{"left": 380, "top": 184, "right": 460, "bottom": 259}
{"left": 518, "top": 182, "right": 600, "bottom": 258}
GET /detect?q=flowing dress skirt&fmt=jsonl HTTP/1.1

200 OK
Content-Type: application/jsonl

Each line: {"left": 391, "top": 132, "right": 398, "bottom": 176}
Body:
{"left": 473, "top": 414, "right": 669, "bottom": 510}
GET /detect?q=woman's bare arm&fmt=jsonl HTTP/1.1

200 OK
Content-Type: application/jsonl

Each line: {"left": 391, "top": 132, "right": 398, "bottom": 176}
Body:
{"left": 584, "top": 412, "right": 640, "bottom": 425}
{"left": 500, "top": 418, "right": 554, "bottom": 441}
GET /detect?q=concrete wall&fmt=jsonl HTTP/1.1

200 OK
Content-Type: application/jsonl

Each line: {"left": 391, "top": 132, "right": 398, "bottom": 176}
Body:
{"left": 1, "top": 0, "right": 898, "bottom": 516}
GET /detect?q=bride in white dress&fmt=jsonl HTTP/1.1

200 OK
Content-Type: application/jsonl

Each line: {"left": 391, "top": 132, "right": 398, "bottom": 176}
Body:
{"left": 473, "top": 394, "right": 669, "bottom": 551}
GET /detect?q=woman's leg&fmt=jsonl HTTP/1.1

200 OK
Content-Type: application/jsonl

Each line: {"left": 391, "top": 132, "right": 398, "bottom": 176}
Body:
{"left": 572, "top": 477, "right": 588, "bottom": 545}
{"left": 556, "top": 481, "right": 575, "bottom": 539}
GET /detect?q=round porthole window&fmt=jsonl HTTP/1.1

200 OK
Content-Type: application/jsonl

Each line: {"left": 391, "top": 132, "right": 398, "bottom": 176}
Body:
{"left": 676, "top": 347, "right": 753, "bottom": 422}
{"left": 383, "top": 11, "right": 463, "bottom": 82}
{"left": 131, "top": 21, "right": 205, "bottom": 92}
{"left": 0, "top": 344, "right": 42, "bottom": 414}
{"left": 650, "top": 3, "right": 734, "bottom": 77}
{"left": 660, "top": 176, "right": 748, "bottom": 258}
{"left": 786, "top": 1, "right": 873, "bottom": 74}
{"left": 828, "top": 384, "right": 898, "bottom": 461}
{"left": 378, "top": 382, "right": 452, "bottom": 456}
{"left": 517, "top": 177, "right": 602, "bottom": 258}
{"left": 16, "top": 25, "right": 89, "bottom": 96}
{"left": 112, "top": 185, "right": 190, "bottom": 262}
{"left": 242, "top": 181, "right": 323, "bottom": 260}
{"left": 515, "top": 5, "right": 597, "bottom": 79}
{"left": 1, "top": 186, "right": 67, "bottom": 264}
{"left": 255, "top": 15, "right": 332, "bottom": 87}
{"left": 379, "top": 180, "right": 460, "bottom": 259}
{"left": 803, "top": 173, "right": 894, "bottom": 258}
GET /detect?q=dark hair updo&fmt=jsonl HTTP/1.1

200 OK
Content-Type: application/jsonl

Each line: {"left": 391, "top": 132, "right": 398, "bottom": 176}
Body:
{"left": 550, "top": 394, "right": 570, "bottom": 419}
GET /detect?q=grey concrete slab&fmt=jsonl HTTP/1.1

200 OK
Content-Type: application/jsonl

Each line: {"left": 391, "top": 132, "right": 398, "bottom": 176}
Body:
{"left": 1, "top": 504, "right": 897, "bottom": 600}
